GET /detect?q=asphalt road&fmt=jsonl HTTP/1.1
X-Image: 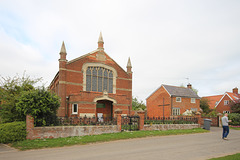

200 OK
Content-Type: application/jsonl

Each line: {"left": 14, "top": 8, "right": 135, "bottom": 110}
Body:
{"left": 0, "top": 127, "right": 240, "bottom": 160}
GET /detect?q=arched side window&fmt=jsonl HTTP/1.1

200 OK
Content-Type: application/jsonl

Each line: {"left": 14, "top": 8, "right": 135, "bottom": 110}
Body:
{"left": 83, "top": 63, "right": 117, "bottom": 94}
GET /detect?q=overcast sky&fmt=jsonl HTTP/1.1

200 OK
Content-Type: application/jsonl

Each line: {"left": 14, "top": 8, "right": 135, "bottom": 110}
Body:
{"left": 0, "top": 0, "right": 240, "bottom": 101}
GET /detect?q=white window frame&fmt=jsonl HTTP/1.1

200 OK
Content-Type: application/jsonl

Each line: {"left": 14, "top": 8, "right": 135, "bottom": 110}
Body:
{"left": 72, "top": 103, "right": 78, "bottom": 115}
{"left": 191, "top": 98, "right": 196, "bottom": 103}
{"left": 223, "top": 111, "right": 230, "bottom": 114}
{"left": 172, "top": 108, "right": 180, "bottom": 115}
{"left": 224, "top": 100, "right": 229, "bottom": 105}
{"left": 176, "top": 97, "right": 181, "bottom": 102}
{"left": 191, "top": 108, "right": 197, "bottom": 112}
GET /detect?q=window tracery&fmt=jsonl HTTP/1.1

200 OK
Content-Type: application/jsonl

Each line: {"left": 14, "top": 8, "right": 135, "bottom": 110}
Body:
{"left": 86, "top": 66, "right": 113, "bottom": 93}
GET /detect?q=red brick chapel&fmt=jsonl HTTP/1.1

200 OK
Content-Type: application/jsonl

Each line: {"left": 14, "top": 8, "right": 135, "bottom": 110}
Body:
{"left": 49, "top": 33, "right": 133, "bottom": 119}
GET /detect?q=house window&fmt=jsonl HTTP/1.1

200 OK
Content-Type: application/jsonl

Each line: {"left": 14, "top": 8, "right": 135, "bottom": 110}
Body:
{"left": 224, "top": 100, "right": 229, "bottom": 105}
{"left": 176, "top": 97, "right": 181, "bottom": 102}
{"left": 223, "top": 111, "right": 230, "bottom": 114}
{"left": 72, "top": 104, "right": 78, "bottom": 114}
{"left": 191, "top": 108, "right": 197, "bottom": 112}
{"left": 191, "top": 98, "right": 196, "bottom": 103}
{"left": 172, "top": 108, "right": 180, "bottom": 115}
{"left": 86, "top": 67, "right": 113, "bottom": 93}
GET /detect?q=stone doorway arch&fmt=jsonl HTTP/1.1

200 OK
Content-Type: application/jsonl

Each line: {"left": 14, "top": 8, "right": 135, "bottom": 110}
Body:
{"left": 93, "top": 93, "right": 117, "bottom": 120}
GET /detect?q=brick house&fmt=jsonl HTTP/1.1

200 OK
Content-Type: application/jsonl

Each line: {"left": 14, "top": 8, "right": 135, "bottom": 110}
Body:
{"left": 203, "top": 87, "right": 240, "bottom": 114}
{"left": 146, "top": 84, "right": 200, "bottom": 117}
{"left": 49, "top": 33, "right": 133, "bottom": 119}
{"left": 201, "top": 95, "right": 222, "bottom": 110}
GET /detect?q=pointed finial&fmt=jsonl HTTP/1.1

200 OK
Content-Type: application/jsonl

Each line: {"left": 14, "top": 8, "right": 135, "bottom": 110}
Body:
{"left": 127, "top": 57, "right": 132, "bottom": 68}
{"left": 98, "top": 32, "right": 104, "bottom": 50}
{"left": 98, "top": 32, "right": 104, "bottom": 43}
{"left": 60, "top": 41, "right": 66, "bottom": 54}
{"left": 127, "top": 57, "right": 132, "bottom": 74}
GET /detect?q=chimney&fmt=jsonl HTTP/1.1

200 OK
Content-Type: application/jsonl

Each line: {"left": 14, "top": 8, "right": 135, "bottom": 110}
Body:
{"left": 233, "top": 87, "right": 238, "bottom": 94}
{"left": 187, "top": 83, "right": 192, "bottom": 89}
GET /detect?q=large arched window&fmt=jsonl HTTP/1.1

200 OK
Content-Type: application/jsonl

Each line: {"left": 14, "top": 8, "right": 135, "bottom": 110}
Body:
{"left": 86, "top": 66, "right": 113, "bottom": 93}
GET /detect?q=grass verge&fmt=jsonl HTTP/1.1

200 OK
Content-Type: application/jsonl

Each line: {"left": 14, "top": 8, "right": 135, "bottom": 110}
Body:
{"left": 230, "top": 127, "right": 240, "bottom": 130}
{"left": 10, "top": 128, "right": 208, "bottom": 151}
{"left": 209, "top": 153, "right": 240, "bottom": 160}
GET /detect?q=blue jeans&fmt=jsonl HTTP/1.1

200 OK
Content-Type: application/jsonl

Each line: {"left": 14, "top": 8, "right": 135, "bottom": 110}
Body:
{"left": 222, "top": 126, "right": 229, "bottom": 139}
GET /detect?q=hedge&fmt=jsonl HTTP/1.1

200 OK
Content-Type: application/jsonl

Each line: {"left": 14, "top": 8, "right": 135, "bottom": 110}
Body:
{"left": 229, "top": 113, "right": 240, "bottom": 126}
{"left": 0, "top": 121, "right": 26, "bottom": 143}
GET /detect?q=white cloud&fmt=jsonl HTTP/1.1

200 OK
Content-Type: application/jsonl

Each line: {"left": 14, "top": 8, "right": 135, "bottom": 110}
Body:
{"left": 0, "top": 0, "right": 240, "bottom": 101}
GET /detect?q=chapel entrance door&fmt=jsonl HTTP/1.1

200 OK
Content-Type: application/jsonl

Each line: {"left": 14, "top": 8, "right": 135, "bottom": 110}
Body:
{"left": 96, "top": 100, "right": 113, "bottom": 121}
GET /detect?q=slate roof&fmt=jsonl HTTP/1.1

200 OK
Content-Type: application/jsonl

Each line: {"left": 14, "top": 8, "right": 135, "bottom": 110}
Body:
{"left": 162, "top": 84, "right": 200, "bottom": 99}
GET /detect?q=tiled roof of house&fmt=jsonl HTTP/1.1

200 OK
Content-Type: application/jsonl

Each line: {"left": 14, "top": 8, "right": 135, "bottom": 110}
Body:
{"left": 162, "top": 84, "right": 200, "bottom": 99}
{"left": 202, "top": 95, "right": 223, "bottom": 109}
{"left": 226, "top": 92, "right": 240, "bottom": 103}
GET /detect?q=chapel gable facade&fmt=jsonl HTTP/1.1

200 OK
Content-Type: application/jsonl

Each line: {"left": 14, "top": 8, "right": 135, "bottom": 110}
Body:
{"left": 50, "top": 33, "right": 133, "bottom": 118}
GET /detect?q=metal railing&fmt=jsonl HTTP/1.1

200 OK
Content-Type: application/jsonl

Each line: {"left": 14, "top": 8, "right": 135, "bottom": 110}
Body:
{"left": 121, "top": 115, "right": 140, "bottom": 131}
{"left": 35, "top": 116, "right": 117, "bottom": 127}
{"left": 145, "top": 116, "right": 198, "bottom": 125}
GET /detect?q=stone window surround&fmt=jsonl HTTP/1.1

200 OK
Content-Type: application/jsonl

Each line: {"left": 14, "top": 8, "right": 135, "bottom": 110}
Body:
{"left": 223, "top": 111, "right": 230, "bottom": 114}
{"left": 224, "top": 100, "right": 229, "bottom": 105}
{"left": 82, "top": 63, "right": 117, "bottom": 94}
{"left": 191, "top": 98, "right": 196, "bottom": 103}
{"left": 72, "top": 103, "right": 78, "bottom": 115}
{"left": 172, "top": 107, "right": 180, "bottom": 115}
{"left": 176, "top": 97, "right": 181, "bottom": 102}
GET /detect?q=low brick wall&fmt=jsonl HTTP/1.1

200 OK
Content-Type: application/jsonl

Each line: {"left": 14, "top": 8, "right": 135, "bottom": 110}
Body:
{"left": 200, "top": 117, "right": 219, "bottom": 127}
{"left": 143, "top": 124, "right": 200, "bottom": 131}
{"left": 29, "top": 125, "right": 119, "bottom": 139}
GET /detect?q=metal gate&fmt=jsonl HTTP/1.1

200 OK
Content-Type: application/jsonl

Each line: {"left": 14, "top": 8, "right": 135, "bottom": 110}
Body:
{"left": 121, "top": 115, "right": 140, "bottom": 131}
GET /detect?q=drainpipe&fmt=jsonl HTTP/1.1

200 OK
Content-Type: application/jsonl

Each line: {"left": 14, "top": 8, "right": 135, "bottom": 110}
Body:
{"left": 66, "top": 96, "right": 70, "bottom": 118}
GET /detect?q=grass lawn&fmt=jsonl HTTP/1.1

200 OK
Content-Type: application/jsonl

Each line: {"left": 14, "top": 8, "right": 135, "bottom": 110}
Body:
{"left": 230, "top": 127, "right": 240, "bottom": 130}
{"left": 209, "top": 153, "right": 240, "bottom": 160}
{"left": 11, "top": 128, "right": 208, "bottom": 151}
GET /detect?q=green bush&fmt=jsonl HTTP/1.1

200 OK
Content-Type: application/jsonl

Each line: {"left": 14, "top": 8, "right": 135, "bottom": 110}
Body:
{"left": 0, "top": 121, "right": 26, "bottom": 143}
{"left": 229, "top": 113, "right": 240, "bottom": 126}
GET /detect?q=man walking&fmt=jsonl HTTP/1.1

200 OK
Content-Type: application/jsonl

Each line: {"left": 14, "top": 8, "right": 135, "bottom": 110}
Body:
{"left": 222, "top": 113, "right": 232, "bottom": 140}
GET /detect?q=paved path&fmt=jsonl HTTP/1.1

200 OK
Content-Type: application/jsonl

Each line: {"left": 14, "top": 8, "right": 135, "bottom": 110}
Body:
{"left": 0, "top": 144, "right": 17, "bottom": 154}
{"left": 0, "top": 127, "right": 240, "bottom": 160}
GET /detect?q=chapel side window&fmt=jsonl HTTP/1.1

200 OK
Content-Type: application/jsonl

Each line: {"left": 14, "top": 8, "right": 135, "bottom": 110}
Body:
{"left": 103, "top": 69, "right": 108, "bottom": 91}
{"left": 98, "top": 67, "right": 103, "bottom": 92}
{"left": 109, "top": 71, "right": 113, "bottom": 93}
{"left": 92, "top": 67, "right": 97, "bottom": 91}
{"left": 86, "top": 66, "right": 113, "bottom": 93}
{"left": 86, "top": 67, "right": 92, "bottom": 91}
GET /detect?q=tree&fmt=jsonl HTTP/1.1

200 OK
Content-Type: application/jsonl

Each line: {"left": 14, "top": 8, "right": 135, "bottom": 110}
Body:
{"left": 16, "top": 87, "right": 60, "bottom": 126}
{"left": 228, "top": 113, "right": 240, "bottom": 126}
{"left": 0, "top": 73, "right": 42, "bottom": 123}
{"left": 132, "top": 96, "right": 146, "bottom": 111}
{"left": 230, "top": 102, "right": 240, "bottom": 114}
{"left": 200, "top": 98, "right": 211, "bottom": 114}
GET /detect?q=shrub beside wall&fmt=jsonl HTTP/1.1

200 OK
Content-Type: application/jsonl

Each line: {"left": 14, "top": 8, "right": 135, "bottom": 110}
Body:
{"left": 229, "top": 113, "right": 240, "bottom": 126}
{"left": 0, "top": 121, "right": 26, "bottom": 143}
